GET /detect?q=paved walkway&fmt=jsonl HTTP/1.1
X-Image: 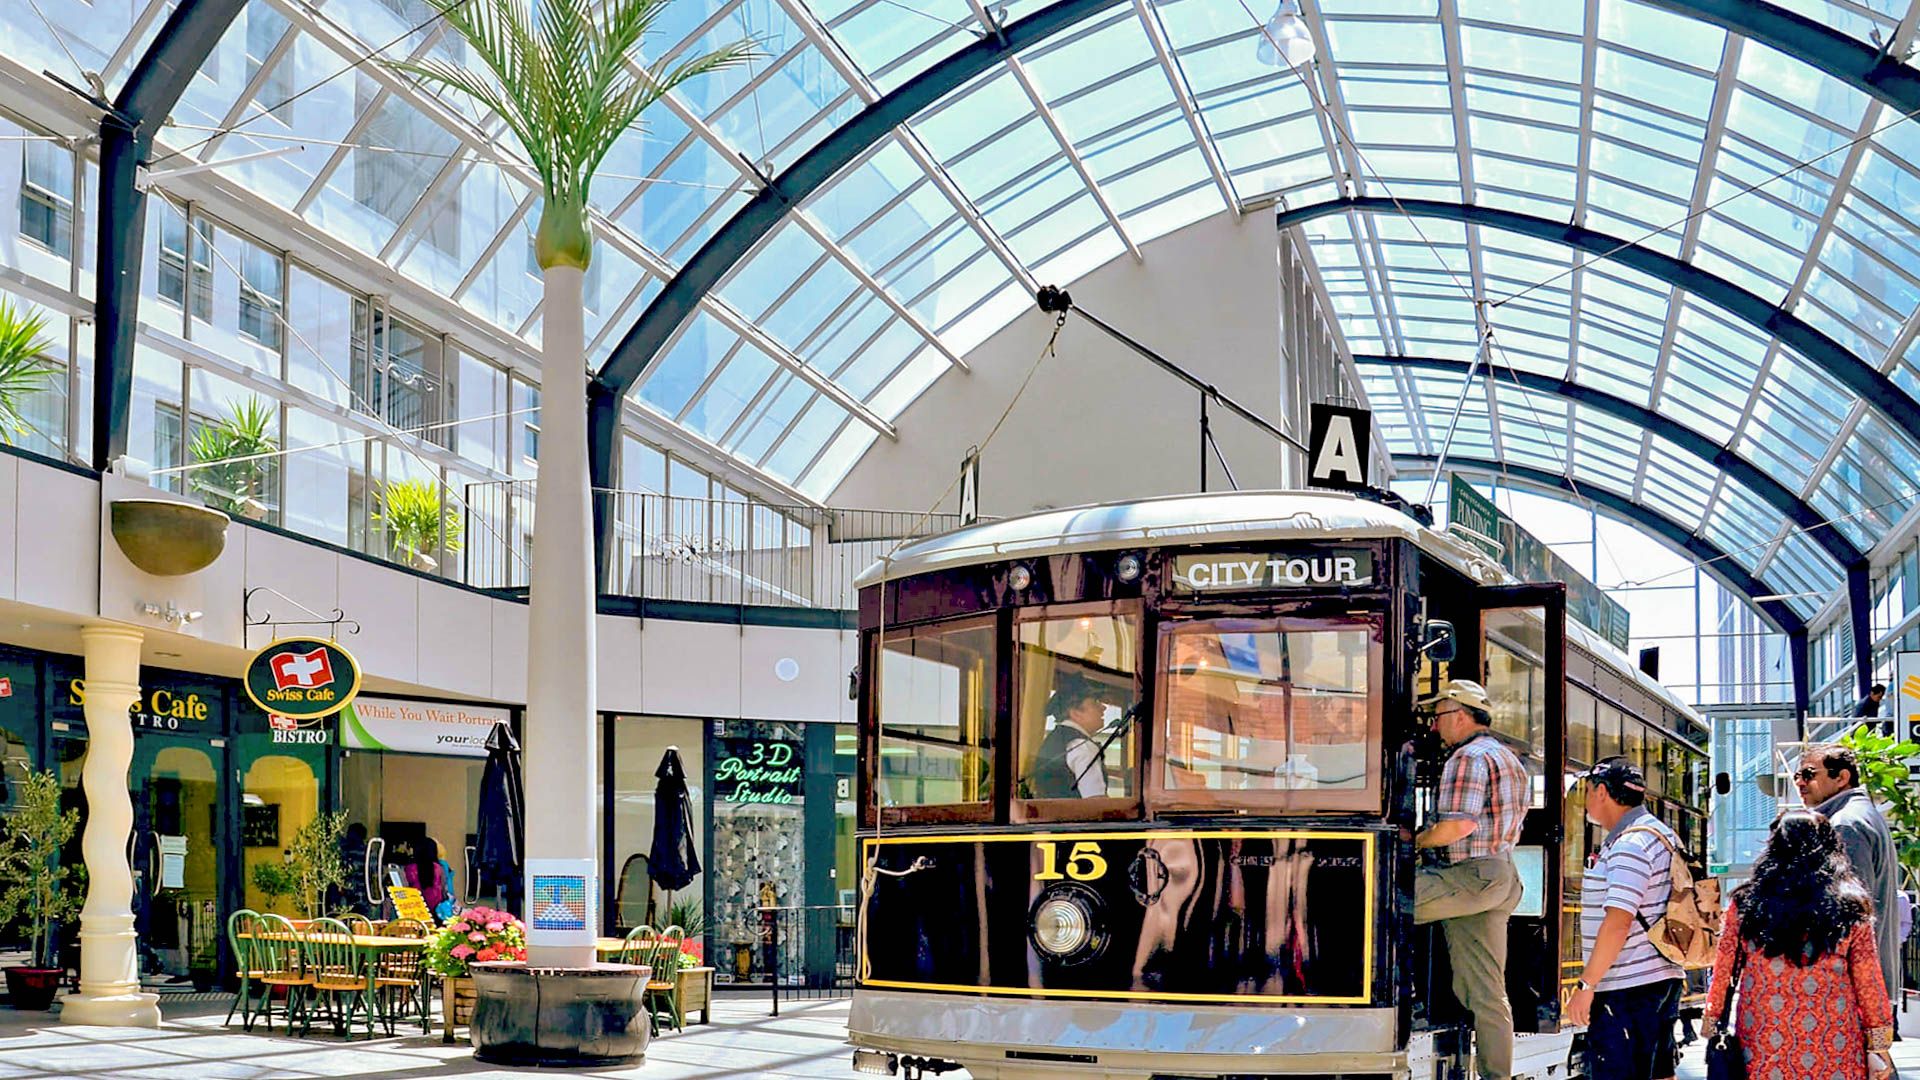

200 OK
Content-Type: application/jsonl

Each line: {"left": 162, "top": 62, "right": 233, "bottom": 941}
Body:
{"left": 10, "top": 994, "right": 1920, "bottom": 1077}
{"left": 0, "top": 995, "right": 858, "bottom": 1079}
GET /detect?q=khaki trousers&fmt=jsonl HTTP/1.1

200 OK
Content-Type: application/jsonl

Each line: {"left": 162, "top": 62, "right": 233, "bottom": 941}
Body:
{"left": 1414, "top": 855, "right": 1524, "bottom": 1080}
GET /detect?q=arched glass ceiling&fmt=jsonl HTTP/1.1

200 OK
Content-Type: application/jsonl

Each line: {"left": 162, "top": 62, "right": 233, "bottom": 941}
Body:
{"left": 7, "top": 0, "right": 1920, "bottom": 522}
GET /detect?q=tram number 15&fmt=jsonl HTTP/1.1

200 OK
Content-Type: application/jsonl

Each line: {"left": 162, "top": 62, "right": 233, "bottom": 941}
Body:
{"left": 1034, "top": 841, "right": 1107, "bottom": 882}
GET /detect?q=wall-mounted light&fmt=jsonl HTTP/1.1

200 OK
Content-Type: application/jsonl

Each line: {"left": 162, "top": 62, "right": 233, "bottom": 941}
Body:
{"left": 136, "top": 601, "right": 203, "bottom": 630}
{"left": 1256, "top": 0, "right": 1316, "bottom": 68}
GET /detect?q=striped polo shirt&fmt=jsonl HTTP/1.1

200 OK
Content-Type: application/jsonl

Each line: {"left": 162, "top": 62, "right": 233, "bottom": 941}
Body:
{"left": 1580, "top": 806, "right": 1685, "bottom": 992}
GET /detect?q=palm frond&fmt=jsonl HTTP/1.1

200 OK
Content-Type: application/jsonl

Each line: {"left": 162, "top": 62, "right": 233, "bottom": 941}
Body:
{"left": 0, "top": 298, "right": 56, "bottom": 440}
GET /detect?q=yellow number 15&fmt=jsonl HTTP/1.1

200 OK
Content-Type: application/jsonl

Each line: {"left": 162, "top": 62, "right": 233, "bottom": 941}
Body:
{"left": 1035, "top": 841, "right": 1108, "bottom": 882}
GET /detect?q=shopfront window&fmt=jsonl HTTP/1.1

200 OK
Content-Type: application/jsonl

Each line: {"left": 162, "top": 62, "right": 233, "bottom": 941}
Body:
{"left": 1012, "top": 605, "right": 1140, "bottom": 817}
{"left": 609, "top": 716, "right": 705, "bottom": 932}
{"left": 874, "top": 617, "right": 995, "bottom": 818}
{"left": 1155, "top": 617, "right": 1380, "bottom": 813}
{"left": 236, "top": 728, "right": 325, "bottom": 919}
{"left": 0, "top": 652, "right": 35, "bottom": 815}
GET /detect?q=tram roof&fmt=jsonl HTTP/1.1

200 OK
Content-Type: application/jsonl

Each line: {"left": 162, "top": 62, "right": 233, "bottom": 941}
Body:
{"left": 859, "top": 488, "right": 1701, "bottom": 724}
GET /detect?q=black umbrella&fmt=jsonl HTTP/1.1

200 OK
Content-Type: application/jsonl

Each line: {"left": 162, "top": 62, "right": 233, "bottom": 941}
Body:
{"left": 648, "top": 747, "right": 702, "bottom": 895}
{"left": 474, "top": 721, "right": 524, "bottom": 913}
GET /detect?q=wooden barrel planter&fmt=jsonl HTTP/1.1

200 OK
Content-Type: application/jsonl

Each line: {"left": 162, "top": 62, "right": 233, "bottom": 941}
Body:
{"left": 441, "top": 976, "right": 478, "bottom": 1042}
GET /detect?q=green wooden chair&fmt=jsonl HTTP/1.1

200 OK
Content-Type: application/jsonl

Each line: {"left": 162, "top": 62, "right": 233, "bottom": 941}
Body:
{"left": 304, "top": 917, "right": 376, "bottom": 1039}
{"left": 223, "top": 909, "right": 261, "bottom": 1030}
{"left": 373, "top": 919, "right": 430, "bottom": 1036}
{"left": 253, "top": 913, "right": 313, "bottom": 1035}
{"left": 644, "top": 925, "right": 686, "bottom": 1035}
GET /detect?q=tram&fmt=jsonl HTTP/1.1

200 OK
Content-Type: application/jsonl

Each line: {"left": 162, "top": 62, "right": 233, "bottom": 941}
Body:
{"left": 846, "top": 489, "right": 1711, "bottom": 1079}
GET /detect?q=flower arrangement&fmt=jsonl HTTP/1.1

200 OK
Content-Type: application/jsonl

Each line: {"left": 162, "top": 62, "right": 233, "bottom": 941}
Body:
{"left": 424, "top": 906, "right": 527, "bottom": 977}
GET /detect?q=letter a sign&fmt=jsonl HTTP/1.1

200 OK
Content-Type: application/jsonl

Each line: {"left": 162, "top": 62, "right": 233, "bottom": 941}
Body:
{"left": 959, "top": 447, "right": 980, "bottom": 525}
{"left": 1307, "top": 403, "right": 1371, "bottom": 491}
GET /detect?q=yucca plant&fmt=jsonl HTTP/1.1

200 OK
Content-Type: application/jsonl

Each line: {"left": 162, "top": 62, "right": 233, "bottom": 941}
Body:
{"left": 0, "top": 298, "right": 58, "bottom": 446}
{"left": 188, "top": 397, "right": 279, "bottom": 519}
{"left": 375, "top": 477, "right": 464, "bottom": 569}
{"left": 388, "top": 0, "right": 754, "bottom": 964}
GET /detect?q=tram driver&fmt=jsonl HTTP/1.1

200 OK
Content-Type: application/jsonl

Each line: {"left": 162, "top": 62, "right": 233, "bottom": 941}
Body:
{"left": 1031, "top": 672, "right": 1125, "bottom": 799}
{"left": 1412, "top": 679, "right": 1530, "bottom": 1080}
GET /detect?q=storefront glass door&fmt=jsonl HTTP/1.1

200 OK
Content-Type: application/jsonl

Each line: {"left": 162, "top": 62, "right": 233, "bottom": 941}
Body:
{"left": 129, "top": 736, "right": 225, "bottom": 985}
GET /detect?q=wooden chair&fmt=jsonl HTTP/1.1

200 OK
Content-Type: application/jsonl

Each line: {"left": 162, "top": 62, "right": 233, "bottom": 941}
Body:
{"left": 223, "top": 909, "right": 262, "bottom": 1030}
{"left": 644, "top": 925, "right": 686, "bottom": 1034}
{"left": 375, "top": 919, "right": 430, "bottom": 1035}
{"left": 334, "top": 912, "right": 374, "bottom": 937}
{"left": 253, "top": 913, "right": 313, "bottom": 1035}
{"left": 304, "top": 917, "right": 376, "bottom": 1038}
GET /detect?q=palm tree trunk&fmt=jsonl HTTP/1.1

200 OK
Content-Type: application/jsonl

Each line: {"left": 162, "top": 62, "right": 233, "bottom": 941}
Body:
{"left": 523, "top": 263, "right": 598, "bottom": 968}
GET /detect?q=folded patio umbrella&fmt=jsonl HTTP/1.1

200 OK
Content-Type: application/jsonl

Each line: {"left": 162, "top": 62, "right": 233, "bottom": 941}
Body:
{"left": 475, "top": 721, "right": 524, "bottom": 914}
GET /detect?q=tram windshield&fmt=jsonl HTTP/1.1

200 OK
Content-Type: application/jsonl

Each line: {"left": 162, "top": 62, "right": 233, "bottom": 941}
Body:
{"left": 1154, "top": 617, "right": 1381, "bottom": 813}
{"left": 1012, "top": 605, "right": 1141, "bottom": 808}
{"left": 875, "top": 616, "right": 996, "bottom": 817}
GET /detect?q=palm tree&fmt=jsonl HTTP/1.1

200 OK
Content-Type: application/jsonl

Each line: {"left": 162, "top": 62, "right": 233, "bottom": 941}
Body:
{"left": 0, "top": 298, "right": 58, "bottom": 446}
{"left": 187, "top": 397, "right": 279, "bottom": 520}
{"left": 389, "top": 0, "right": 753, "bottom": 966}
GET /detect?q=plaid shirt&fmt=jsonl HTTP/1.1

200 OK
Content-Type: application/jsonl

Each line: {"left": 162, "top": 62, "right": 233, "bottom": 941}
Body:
{"left": 1434, "top": 731, "right": 1529, "bottom": 863}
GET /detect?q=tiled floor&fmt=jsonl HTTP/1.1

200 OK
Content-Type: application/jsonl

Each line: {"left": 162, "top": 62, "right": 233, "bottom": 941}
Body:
{"left": 0, "top": 994, "right": 860, "bottom": 1079}
{"left": 9, "top": 994, "right": 1920, "bottom": 1078}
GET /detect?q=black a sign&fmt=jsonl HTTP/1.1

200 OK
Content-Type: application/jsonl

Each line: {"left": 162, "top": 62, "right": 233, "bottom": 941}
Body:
{"left": 1307, "top": 404, "right": 1371, "bottom": 491}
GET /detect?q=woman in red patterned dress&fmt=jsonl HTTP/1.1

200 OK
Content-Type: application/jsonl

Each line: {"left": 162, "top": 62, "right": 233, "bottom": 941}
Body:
{"left": 1703, "top": 809, "right": 1893, "bottom": 1080}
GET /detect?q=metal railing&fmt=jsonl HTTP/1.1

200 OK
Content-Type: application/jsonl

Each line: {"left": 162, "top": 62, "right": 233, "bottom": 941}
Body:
{"left": 463, "top": 479, "right": 967, "bottom": 610}
{"left": 757, "top": 904, "right": 857, "bottom": 1015}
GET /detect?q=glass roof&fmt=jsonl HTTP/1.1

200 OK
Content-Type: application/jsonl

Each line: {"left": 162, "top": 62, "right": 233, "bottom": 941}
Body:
{"left": 5, "top": 0, "right": 1918, "bottom": 605}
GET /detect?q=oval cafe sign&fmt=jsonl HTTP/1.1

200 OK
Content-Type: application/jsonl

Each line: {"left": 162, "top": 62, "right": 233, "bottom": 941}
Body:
{"left": 244, "top": 638, "right": 362, "bottom": 720}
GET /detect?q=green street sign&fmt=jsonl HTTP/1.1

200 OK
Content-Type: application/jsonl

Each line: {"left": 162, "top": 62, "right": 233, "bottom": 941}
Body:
{"left": 244, "top": 638, "right": 362, "bottom": 720}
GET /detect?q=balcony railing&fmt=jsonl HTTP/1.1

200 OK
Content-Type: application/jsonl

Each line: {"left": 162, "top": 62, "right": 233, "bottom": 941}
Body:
{"left": 462, "top": 479, "right": 968, "bottom": 611}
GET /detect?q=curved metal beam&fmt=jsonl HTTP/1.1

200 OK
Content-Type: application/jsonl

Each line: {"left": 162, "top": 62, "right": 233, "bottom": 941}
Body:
{"left": 92, "top": 0, "right": 251, "bottom": 470}
{"left": 1280, "top": 198, "right": 1920, "bottom": 453}
{"left": 1643, "top": 0, "right": 1920, "bottom": 117}
{"left": 1354, "top": 353, "right": 1867, "bottom": 570}
{"left": 1394, "top": 454, "right": 1807, "bottom": 637}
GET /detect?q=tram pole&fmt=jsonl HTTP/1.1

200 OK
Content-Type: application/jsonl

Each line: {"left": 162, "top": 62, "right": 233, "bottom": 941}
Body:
{"left": 1421, "top": 303, "right": 1492, "bottom": 508}
{"left": 1035, "top": 285, "right": 1308, "bottom": 457}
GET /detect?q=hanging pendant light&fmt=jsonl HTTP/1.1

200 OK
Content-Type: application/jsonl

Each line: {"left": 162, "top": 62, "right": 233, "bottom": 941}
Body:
{"left": 1256, "top": 0, "right": 1317, "bottom": 68}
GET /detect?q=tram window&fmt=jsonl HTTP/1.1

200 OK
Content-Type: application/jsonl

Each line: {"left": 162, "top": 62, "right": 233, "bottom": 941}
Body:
{"left": 1596, "top": 703, "right": 1623, "bottom": 760}
{"left": 1567, "top": 688, "right": 1595, "bottom": 767}
{"left": 1624, "top": 721, "right": 1648, "bottom": 786}
{"left": 1012, "top": 606, "right": 1141, "bottom": 811}
{"left": 1482, "top": 609, "right": 1548, "bottom": 808}
{"left": 875, "top": 618, "right": 997, "bottom": 814}
{"left": 1153, "top": 617, "right": 1380, "bottom": 812}
{"left": 1644, "top": 731, "right": 1666, "bottom": 796}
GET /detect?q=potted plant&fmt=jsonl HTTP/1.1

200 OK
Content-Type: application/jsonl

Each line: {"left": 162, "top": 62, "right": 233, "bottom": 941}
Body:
{"left": 187, "top": 397, "right": 279, "bottom": 520}
{"left": 250, "top": 860, "right": 298, "bottom": 916}
{"left": 0, "top": 770, "right": 82, "bottom": 1009}
{"left": 284, "top": 812, "right": 350, "bottom": 918}
{"left": 424, "top": 905, "right": 526, "bottom": 1036}
{"left": 374, "top": 478, "right": 462, "bottom": 572}
{"left": 0, "top": 297, "right": 58, "bottom": 448}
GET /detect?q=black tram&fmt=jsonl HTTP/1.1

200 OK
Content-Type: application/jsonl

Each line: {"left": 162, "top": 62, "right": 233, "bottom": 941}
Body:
{"left": 847, "top": 490, "right": 1710, "bottom": 1080}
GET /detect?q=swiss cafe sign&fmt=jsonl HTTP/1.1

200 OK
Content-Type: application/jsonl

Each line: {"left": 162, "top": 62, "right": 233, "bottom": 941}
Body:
{"left": 244, "top": 638, "right": 362, "bottom": 720}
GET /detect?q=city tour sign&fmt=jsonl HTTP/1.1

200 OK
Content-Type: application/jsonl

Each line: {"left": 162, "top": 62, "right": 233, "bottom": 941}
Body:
{"left": 243, "top": 638, "right": 362, "bottom": 720}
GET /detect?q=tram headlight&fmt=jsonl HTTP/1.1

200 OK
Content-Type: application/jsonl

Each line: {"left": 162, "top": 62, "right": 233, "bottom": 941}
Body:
{"left": 1114, "top": 552, "right": 1144, "bottom": 583}
{"left": 1007, "top": 563, "right": 1034, "bottom": 592}
{"left": 1029, "top": 883, "right": 1107, "bottom": 964}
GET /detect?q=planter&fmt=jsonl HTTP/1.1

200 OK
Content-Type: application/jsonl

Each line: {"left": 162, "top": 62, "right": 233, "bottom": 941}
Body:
{"left": 676, "top": 967, "right": 714, "bottom": 1025}
{"left": 440, "top": 975, "right": 478, "bottom": 1042}
{"left": 108, "top": 499, "right": 231, "bottom": 576}
{"left": 468, "top": 962, "right": 651, "bottom": 1067}
{"left": 5, "top": 967, "right": 62, "bottom": 1010}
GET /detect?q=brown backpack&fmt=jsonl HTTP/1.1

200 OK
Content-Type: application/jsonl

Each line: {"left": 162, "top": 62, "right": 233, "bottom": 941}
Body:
{"left": 1620, "top": 824, "right": 1722, "bottom": 969}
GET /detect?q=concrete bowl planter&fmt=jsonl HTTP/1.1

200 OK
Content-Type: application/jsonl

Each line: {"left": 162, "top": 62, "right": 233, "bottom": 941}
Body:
{"left": 109, "top": 499, "right": 231, "bottom": 576}
{"left": 467, "top": 962, "right": 652, "bottom": 1067}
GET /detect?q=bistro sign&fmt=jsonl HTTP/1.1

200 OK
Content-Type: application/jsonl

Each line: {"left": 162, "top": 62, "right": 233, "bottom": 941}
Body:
{"left": 243, "top": 638, "right": 362, "bottom": 720}
{"left": 715, "top": 739, "right": 803, "bottom": 805}
{"left": 1170, "top": 550, "right": 1375, "bottom": 592}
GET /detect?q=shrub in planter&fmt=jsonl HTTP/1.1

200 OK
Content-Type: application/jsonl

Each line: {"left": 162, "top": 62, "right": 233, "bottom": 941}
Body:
{"left": 0, "top": 771, "right": 82, "bottom": 1009}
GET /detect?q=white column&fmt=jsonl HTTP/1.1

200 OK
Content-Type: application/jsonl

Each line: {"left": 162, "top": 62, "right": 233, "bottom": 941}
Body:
{"left": 523, "top": 264, "right": 598, "bottom": 968}
{"left": 60, "top": 625, "right": 161, "bottom": 1027}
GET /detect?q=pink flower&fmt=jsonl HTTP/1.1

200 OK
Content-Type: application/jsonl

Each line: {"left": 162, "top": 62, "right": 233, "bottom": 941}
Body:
{"left": 469, "top": 932, "right": 487, "bottom": 943}
{"left": 449, "top": 922, "right": 469, "bottom": 933}
{"left": 485, "top": 921, "right": 503, "bottom": 932}
{"left": 451, "top": 944, "right": 474, "bottom": 959}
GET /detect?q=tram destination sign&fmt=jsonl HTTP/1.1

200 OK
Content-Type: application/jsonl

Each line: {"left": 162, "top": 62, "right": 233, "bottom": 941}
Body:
{"left": 1171, "top": 549, "right": 1374, "bottom": 592}
{"left": 244, "top": 638, "right": 362, "bottom": 720}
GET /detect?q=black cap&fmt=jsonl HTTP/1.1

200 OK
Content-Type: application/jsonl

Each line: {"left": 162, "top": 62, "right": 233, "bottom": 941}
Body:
{"left": 1583, "top": 756, "right": 1646, "bottom": 800}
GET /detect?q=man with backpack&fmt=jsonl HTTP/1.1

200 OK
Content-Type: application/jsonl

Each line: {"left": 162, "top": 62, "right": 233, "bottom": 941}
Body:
{"left": 1567, "top": 757, "right": 1688, "bottom": 1080}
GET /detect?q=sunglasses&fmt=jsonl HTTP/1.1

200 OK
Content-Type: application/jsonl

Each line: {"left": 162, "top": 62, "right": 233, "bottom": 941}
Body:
{"left": 1795, "top": 767, "right": 1828, "bottom": 782}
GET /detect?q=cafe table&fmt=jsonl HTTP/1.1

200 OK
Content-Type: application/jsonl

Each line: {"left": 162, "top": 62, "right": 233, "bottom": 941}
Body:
{"left": 238, "top": 932, "right": 432, "bottom": 1035}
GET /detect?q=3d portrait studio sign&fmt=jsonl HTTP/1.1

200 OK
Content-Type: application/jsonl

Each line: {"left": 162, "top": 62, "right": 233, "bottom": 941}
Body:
{"left": 716, "top": 739, "right": 804, "bottom": 804}
{"left": 244, "top": 638, "right": 362, "bottom": 720}
{"left": 1171, "top": 550, "right": 1375, "bottom": 592}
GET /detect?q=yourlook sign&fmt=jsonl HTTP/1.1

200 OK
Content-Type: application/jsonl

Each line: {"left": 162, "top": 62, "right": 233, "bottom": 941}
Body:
{"left": 1307, "top": 404, "right": 1371, "bottom": 491}
{"left": 244, "top": 638, "right": 361, "bottom": 719}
